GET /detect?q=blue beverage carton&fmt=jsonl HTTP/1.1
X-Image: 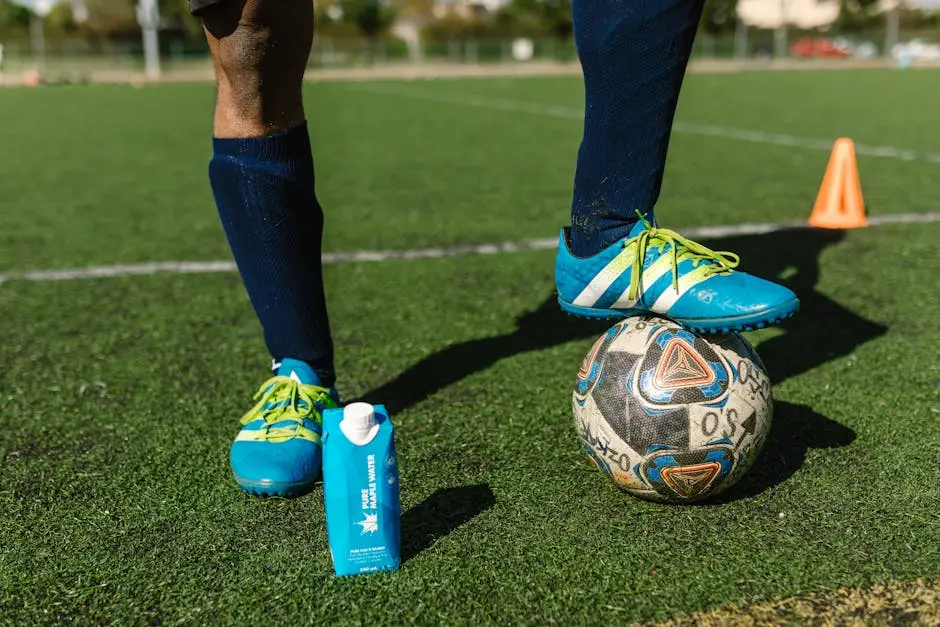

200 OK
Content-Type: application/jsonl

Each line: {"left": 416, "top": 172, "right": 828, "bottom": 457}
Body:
{"left": 322, "top": 402, "right": 401, "bottom": 577}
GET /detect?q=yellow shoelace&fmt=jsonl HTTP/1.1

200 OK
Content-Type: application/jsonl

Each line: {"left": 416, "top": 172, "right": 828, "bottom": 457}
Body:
{"left": 625, "top": 215, "right": 740, "bottom": 302}
{"left": 239, "top": 376, "right": 336, "bottom": 440}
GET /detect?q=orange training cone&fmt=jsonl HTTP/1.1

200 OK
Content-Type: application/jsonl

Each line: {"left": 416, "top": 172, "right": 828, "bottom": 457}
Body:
{"left": 808, "top": 138, "right": 867, "bottom": 229}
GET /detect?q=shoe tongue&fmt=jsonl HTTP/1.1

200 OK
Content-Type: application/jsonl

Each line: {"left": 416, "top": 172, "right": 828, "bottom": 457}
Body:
{"left": 274, "top": 358, "right": 323, "bottom": 386}
{"left": 628, "top": 214, "right": 655, "bottom": 238}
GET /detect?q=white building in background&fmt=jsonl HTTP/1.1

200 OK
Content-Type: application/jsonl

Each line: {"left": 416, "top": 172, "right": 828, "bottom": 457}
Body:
{"left": 431, "top": 0, "right": 936, "bottom": 27}
{"left": 737, "top": 0, "right": 920, "bottom": 29}
{"left": 737, "top": 0, "right": 840, "bottom": 29}
{"left": 428, "top": 0, "right": 937, "bottom": 27}
{"left": 432, "top": 0, "right": 510, "bottom": 19}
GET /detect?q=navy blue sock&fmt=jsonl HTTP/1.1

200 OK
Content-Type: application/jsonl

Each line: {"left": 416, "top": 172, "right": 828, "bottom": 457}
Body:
{"left": 569, "top": 0, "right": 705, "bottom": 257}
{"left": 209, "top": 122, "right": 335, "bottom": 387}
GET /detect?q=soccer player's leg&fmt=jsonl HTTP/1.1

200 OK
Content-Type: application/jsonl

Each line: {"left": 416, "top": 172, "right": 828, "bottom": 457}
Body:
{"left": 554, "top": 0, "right": 799, "bottom": 332}
{"left": 194, "top": 0, "right": 337, "bottom": 497}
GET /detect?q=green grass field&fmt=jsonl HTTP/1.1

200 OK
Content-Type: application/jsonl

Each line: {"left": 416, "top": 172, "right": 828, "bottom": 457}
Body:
{"left": 1, "top": 69, "right": 939, "bottom": 624}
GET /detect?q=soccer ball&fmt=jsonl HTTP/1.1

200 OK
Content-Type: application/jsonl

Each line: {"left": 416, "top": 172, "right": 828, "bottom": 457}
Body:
{"left": 573, "top": 315, "right": 772, "bottom": 503}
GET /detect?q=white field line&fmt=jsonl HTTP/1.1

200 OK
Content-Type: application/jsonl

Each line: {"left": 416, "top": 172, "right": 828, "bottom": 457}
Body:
{"left": 350, "top": 85, "right": 940, "bottom": 165}
{"left": 2, "top": 212, "right": 938, "bottom": 285}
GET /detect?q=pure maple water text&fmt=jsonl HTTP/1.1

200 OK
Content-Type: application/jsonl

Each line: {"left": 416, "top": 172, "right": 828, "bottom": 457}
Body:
{"left": 322, "top": 403, "right": 401, "bottom": 577}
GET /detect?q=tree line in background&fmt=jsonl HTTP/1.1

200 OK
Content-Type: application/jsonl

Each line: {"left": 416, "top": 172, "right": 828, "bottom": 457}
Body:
{"left": 0, "top": 0, "right": 937, "bottom": 48}
{"left": 0, "top": 0, "right": 202, "bottom": 46}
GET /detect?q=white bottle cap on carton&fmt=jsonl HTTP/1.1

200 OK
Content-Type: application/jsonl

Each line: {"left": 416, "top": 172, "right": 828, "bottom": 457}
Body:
{"left": 340, "top": 402, "right": 381, "bottom": 446}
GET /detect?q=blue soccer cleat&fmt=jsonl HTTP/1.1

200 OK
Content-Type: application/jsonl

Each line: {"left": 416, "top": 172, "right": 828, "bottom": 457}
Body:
{"left": 230, "top": 358, "right": 339, "bottom": 498}
{"left": 555, "top": 216, "right": 799, "bottom": 333}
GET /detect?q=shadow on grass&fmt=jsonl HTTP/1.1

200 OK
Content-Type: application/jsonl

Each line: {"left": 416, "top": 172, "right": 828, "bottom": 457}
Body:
{"left": 708, "top": 400, "right": 857, "bottom": 504}
{"left": 715, "top": 227, "right": 889, "bottom": 386}
{"left": 361, "top": 227, "right": 886, "bottom": 410}
{"left": 358, "top": 297, "right": 609, "bottom": 413}
{"left": 361, "top": 226, "right": 887, "bottom": 502}
{"left": 401, "top": 484, "right": 496, "bottom": 564}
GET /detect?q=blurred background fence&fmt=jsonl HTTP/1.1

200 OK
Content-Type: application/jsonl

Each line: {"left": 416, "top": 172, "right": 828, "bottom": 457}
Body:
{"left": 0, "top": 0, "right": 938, "bottom": 81}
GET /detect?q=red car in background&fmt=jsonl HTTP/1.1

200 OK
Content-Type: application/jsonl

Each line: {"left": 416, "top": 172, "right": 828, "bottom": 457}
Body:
{"left": 789, "top": 37, "right": 851, "bottom": 58}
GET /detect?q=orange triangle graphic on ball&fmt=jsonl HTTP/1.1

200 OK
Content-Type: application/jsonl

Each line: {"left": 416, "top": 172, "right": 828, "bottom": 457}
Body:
{"left": 661, "top": 462, "right": 721, "bottom": 499}
{"left": 654, "top": 339, "right": 715, "bottom": 389}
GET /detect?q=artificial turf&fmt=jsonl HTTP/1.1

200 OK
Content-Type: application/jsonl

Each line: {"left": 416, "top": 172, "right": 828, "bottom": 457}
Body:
{"left": 0, "top": 69, "right": 938, "bottom": 623}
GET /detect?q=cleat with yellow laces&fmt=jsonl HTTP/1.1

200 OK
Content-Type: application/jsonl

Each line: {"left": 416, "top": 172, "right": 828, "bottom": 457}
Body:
{"left": 555, "top": 215, "right": 799, "bottom": 333}
{"left": 229, "top": 359, "right": 339, "bottom": 497}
